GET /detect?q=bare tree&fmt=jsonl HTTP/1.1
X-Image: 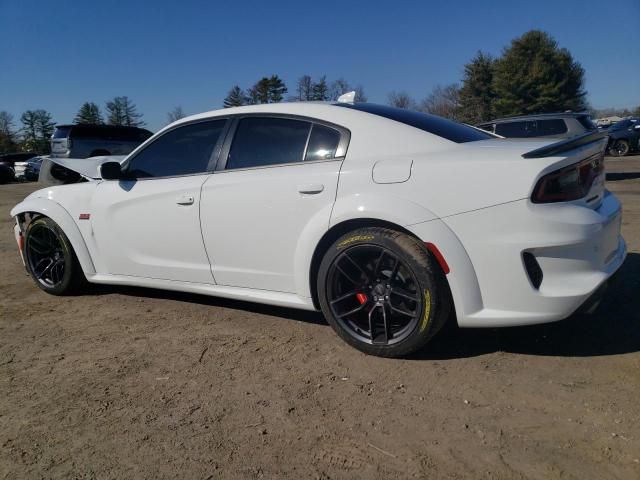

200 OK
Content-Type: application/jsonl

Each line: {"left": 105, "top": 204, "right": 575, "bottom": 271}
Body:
{"left": 354, "top": 85, "right": 367, "bottom": 102}
{"left": 329, "top": 78, "right": 351, "bottom": 100}
{"left": 388, "top": 91, "right": 415, "bottom": 109}
{"left": 420, "top": 84, "right": 460, "bottom": 120}
{"left": 167, "top": 106, "right": 185, "bottom": 124}
{"left": 296, "top": 75, "right": 313, "bottom": 101}
{"left": 0, "top": 111, "right": 17, "bottom": 153}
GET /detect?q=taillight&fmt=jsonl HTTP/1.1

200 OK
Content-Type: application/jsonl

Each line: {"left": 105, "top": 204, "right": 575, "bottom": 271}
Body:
{"left": 531, "top": 154, "right": 604, "bottom": 203}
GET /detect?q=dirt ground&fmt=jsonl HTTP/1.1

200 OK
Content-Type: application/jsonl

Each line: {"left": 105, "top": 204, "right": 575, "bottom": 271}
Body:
{"left": 1, "top": 156, "right": 639, "bottom": 480}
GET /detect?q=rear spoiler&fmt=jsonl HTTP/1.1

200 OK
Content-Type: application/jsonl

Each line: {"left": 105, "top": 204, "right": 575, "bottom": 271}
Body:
{"left": 522, "top": 131, "right": 608, "bottom": 159}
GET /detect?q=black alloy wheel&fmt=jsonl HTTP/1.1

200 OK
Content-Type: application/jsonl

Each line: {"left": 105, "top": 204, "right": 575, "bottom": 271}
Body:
{"left": 318, "top": 227, "right": 451, "bottom": 357}
{"left": 610, "top": 139, "right": 629, "bottom": 157}
{"left": 24, "top": 216, "right": 85, "bottom": 295}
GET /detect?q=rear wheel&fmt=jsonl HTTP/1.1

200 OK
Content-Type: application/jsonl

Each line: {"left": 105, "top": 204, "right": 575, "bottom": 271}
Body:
{"left": 24, "top": 216, "right": 86, "bottom": 295}
{"left": 610, "top": 139, "right": 629, "bottom": 157}
{"left": 317, "top": 227, "right": 451, "bottom": 357}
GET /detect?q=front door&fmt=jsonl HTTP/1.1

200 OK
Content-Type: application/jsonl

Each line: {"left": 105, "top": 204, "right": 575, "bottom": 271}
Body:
{"left": 90, "top": 119, "right": 228, "bottom": 283}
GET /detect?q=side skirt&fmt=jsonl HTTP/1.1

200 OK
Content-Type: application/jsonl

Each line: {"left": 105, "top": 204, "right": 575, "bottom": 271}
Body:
{"left": 85, "top": 273, "right": 318, "bottom": 311}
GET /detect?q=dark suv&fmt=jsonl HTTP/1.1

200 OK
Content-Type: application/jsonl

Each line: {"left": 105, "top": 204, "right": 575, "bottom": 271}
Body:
{"left": 607, "top": 118, "right": 640, "bottom": 157}
{"left": 50, "top": 124, "right": 153, "bottom": 158}
{"left": 476, "top": 113, "right": 597, "bottom": 139}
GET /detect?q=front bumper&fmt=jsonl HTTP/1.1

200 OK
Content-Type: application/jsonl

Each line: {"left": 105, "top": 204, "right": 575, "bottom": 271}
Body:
{"left": 418, "top": 191, "right": 626, "bottom": 328}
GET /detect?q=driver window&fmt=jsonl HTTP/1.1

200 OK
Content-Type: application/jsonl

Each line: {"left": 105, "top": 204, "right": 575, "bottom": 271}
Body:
{"left": 125, "top": 119, "right": 226, "bottom": 178}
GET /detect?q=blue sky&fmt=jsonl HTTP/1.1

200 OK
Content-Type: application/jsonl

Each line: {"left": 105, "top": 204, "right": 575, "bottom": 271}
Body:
{"left": 1, "top": 0, "right": 639, "bottom": 132}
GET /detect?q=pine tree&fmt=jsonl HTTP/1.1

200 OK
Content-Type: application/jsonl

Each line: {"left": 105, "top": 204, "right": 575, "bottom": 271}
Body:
{"left": 493, "top": 30, "right": 587, "bottom": 117}
{"left": 223, "top": 86, "right": 247, "bottom": 108}
{"left": 74, "top": 102, "right": 104, "bottom": 124}
{"left": 267, "top": 75, "right": 287, "bottom": 103}
{"left": 311, "top": 76, "right": 329, "bottom": 101}
{"left": 247, "top": 76, "right": 287, "bottom": 104}
{"left": 247, "top": 78, "right": 271, "bottom": 104}
{"left": 106, "top": 96, "right": 145, "bottom": 126}
{"left": 458, "top": 51, "right": 496, "bottom": 123}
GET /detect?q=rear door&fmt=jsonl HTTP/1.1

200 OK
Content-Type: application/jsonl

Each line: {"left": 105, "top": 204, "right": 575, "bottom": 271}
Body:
{"left": 90, "top": 119, "right": 228, "bottom": 283}
{"left": 199, "top": 116, "right": 349, "bottom": 293}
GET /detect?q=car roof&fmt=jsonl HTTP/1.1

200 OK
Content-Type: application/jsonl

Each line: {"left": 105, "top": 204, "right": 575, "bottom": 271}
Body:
{"left": 479, "top": 112, "right": 591, "bottom": 125}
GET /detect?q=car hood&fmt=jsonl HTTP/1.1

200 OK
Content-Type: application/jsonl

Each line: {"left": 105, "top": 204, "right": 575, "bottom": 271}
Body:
{"left": 48, "top": 155, "right": 126, "bottom": 180}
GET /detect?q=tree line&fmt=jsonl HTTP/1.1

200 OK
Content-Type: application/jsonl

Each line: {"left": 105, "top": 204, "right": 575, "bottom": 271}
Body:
{"left": 2, "top": 30, "right": 639, "bottom": 156}
{"left": 222, "top": 75, "right": 367, "bottom": 108}
{"left": 388, "top": 30, "right": 640, "bottom": 124}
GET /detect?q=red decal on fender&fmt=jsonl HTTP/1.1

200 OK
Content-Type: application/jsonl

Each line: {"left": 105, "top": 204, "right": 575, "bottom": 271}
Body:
{"left": 79, "top": 213, "right": 91, "bottom": 220}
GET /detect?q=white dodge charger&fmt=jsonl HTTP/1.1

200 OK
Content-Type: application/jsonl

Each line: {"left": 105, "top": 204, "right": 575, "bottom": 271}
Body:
{"left": 10, "top": 98, "right": 626, "bottom": 357}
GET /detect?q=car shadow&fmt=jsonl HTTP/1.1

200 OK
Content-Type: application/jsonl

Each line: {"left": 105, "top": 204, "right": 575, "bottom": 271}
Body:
{"left": 410, "top": 252, "right": 640, "bottom": 360}
{"left": 91, "top": 284, "right": 328, "bottom": 326}
{"left": 90, "top": 253, "right": 639, "bottom": 360}
{"left": 606, "top": 172, "right": 640, "bottom": 181}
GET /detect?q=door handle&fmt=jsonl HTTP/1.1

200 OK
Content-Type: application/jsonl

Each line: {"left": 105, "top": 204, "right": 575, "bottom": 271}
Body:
{"left": 297, "top": 183, "right": 324, "bottom": 194}
{"left": 176, "top": 194, "right": 195, "bottom": 205}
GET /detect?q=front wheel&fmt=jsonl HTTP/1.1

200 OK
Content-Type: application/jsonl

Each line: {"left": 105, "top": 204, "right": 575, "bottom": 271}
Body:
{"left": 317, "top": 227, "right": 451, "bottom": 357}
{"left": 24, "top": 216, "right": 86, "bottom": 295}
{"left": 609, "top": 139, "right": 629, "bottom": 157}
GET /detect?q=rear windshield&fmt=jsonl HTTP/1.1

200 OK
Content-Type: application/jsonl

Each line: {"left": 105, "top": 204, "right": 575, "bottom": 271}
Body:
{"left": 70, "top": 125, "right": 152, "bottom": 141}
{"left": 335, "top": 103, "right": 493, "bottom": 143}
{"left": 52, "top": 126, "right": 71, "bottom": 139}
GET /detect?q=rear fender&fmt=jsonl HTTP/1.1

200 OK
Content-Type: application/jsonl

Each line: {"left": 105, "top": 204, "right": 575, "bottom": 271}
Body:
{"left": 10, "top": 198, "right": 96, "bottom": 276}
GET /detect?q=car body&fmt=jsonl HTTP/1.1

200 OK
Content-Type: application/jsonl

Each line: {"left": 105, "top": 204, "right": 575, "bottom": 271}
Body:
{"left": 606, "top": 118, "right": 640, "bottom": 156}
{"left": 50, "top": 124, "right": 153, "bottom": 159}
{"left": 477, "top": 113, "right": 597, "bottom": 139}
{"left": 10, "top": 101, "right": 626, "bottom": 356}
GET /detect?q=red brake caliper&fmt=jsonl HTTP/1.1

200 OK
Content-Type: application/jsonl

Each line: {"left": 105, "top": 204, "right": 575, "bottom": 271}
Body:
{"left": 356, "top": 293, "right": 368, "bottom": 305}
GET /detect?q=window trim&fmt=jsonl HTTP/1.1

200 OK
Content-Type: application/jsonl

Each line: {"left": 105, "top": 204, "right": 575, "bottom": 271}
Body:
{"left": 214, "top": 113, "right": 351, "bottom": 173}
{"left": 119, "top": 118, "right": 231, "bottom": 181}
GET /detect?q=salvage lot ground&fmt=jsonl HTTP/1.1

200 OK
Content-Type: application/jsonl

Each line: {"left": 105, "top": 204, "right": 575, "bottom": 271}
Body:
{"left": 1, "top": 156, "right": 639, "bottom": 480}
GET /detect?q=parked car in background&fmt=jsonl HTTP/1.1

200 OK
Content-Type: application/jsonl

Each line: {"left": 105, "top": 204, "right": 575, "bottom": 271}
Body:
{"left": 50, "top": 124, "right": 153, "bottom": 158}
{"left": 41, "top": 125, "right": 153, "bottom": 185}
{"left": 0, "top": 153, "right": 37, "bottom": 183}
{"left": 476, "top": 113, "right": 597, "bottom": 139}
{"left": 24, "top": 156, "right": 45, "bottom": 181}
{"left": 0, "top": 162, "right": 14, "bottom": 184}
{"left": 606, "top": 118, "right": 640, "bottom": 157}
{"left": 11, "top": 100, "right": 625, "bottom": 357}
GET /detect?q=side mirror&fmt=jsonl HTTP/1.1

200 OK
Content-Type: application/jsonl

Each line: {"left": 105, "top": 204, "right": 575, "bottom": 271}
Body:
{"left": 100, "top": 161, "right": 123, "bottom": 180}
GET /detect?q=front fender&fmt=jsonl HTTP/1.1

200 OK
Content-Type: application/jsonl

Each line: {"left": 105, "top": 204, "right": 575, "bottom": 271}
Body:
{"left": 10, "top": 198, "right": 96, "bottom": 276}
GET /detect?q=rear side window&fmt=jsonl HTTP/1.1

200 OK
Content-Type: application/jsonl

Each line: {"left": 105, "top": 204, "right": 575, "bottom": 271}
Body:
{"left": 52, "top": 126, "right": 71, "bottom": 139}
{"left": 536, "top": 119, "right": 567, "bottom": 136}
{"left": 305, "top": 125, "right": 341, "bottom": 161}
{"left": 226, "top": 117, "right": 311, "bottom": 169}
{"left": 495, "top": 121, "right": 529, "bottom": 137}
{"left": 125, "top": 120, "right": 226, "bottom": 178}
{"left": 336, "top": 103, "right": 492, "bottom": 143}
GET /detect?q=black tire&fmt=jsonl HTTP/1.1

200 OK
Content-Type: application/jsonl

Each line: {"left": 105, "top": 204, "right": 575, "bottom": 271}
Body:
{"left": 24, "top": 216, "right": 86, "bottom": 295}
{"left": 317, "top": 227, "right": 451, "bottom": 357}
{"left": 609, "top": 139, "right": 629, "bottom": 157}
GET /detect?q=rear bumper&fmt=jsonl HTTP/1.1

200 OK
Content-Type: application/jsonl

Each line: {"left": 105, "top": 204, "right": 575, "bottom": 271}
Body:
{"left": 411, "top": 191, "right": 626, "bottom": 328}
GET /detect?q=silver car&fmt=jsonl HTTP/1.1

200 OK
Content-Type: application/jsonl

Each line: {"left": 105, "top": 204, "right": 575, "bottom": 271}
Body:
{"left": 476, "top": 112, "right": 597, "bottom": 139}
